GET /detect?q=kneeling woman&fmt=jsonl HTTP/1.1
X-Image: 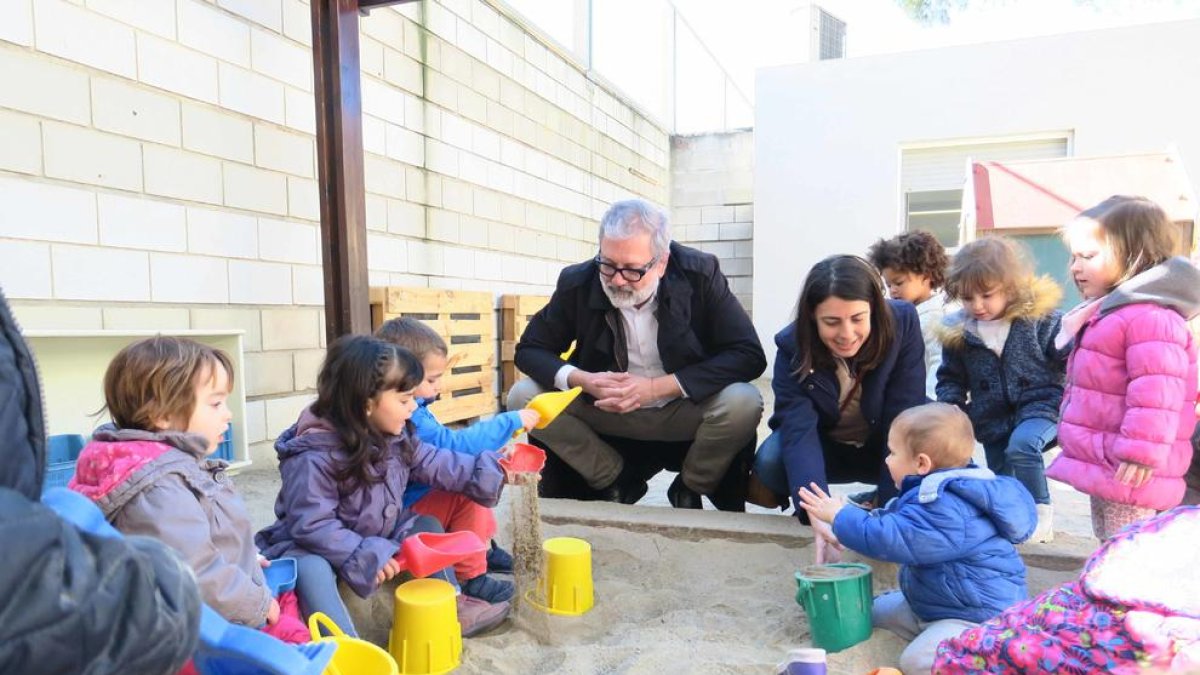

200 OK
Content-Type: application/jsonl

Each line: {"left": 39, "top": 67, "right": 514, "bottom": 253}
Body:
{"left": 753, "top": 256, "right": 926, "bottom": 557}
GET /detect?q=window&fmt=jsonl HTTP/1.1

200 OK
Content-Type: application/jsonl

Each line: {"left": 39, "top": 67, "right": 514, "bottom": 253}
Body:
{"left": 816, "top": 8, "right": 846, "bottom": 60}
{"left": 901, "top": 137, "right": 1070, "bottom": 247}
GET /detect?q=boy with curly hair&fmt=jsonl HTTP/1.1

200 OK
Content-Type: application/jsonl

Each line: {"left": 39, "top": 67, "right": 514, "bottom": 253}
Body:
{"left": 867, "top": 230, "right": 954, "bottom": 399}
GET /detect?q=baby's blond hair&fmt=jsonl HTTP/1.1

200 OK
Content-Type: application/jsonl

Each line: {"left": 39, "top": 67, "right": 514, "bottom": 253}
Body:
{"left": 891, "top": 403, "right": 975, "bottom": 469}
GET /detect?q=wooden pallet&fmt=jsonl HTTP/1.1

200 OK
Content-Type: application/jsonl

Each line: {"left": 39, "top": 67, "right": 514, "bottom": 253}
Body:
{"left": 370, "top": 287, "right": 497, "bottom": 424}
{"left": 499, "top": 294, "right": 551, "bottom": 398}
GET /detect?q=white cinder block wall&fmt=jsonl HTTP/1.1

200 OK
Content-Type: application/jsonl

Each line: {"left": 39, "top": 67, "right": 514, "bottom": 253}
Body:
{"left": 671, "top": 131, "right": 753, "bottom": 313}
{"left": 0, "top": 0, "right": 669, "bottom": 462}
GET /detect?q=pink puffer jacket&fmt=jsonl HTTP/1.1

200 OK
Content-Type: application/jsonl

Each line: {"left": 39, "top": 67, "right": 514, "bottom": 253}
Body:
{"left": 1048, "top": 289, "right": 1199, "bottom": 509}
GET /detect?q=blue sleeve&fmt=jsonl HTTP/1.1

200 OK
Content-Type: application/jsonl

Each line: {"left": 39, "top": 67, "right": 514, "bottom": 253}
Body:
{"left": 409, "top": 405, "right": 523, "bottom": 455}
{"left": 882, "top": 301, "right": 928, "bottom": 425}
{"left": 770, "top": 328, "right": 828, "bottom": 513}
{"left": 832, "top": 500, "right": 969, "bottom": 566}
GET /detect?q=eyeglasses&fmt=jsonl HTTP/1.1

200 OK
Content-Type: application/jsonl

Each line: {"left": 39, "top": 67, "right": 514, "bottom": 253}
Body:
{"left": 595, "top": 256, "right": 658, "bottom": 282}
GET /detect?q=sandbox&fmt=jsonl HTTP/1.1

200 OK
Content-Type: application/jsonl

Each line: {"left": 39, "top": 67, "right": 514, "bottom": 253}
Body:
{"left": 341, "top": 496, "right": 1089, "bottom": 675}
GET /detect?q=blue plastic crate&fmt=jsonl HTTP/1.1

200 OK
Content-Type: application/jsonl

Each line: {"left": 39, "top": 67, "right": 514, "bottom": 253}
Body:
{"left": 213, "top": 425, "right": 235, "bottom": 462}
{"left": 44, "top": 434, "right": 87, "bottom": 492}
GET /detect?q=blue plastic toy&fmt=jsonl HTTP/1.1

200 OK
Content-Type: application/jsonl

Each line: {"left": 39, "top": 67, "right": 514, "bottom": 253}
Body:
{"left": 40, "top": 488, "right": 336, "bottom": 675}
{"left": 263, "top": 558, "right": 297, "bottom": 597}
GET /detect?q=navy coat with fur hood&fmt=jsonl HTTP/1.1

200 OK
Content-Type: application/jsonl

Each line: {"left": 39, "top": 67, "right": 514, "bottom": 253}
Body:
{"left": 936, "top": 276, "right": 1067, "bottom": 445}
{"left": 833, "top": 466, "right": 1037, "bottom": 623}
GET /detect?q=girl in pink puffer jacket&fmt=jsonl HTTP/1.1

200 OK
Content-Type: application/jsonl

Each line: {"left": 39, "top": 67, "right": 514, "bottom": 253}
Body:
{"left": 1047, "top": 196, "right": 1200, "bottom": 540}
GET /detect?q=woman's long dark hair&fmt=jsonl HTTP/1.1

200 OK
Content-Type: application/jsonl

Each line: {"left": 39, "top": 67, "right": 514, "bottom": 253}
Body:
{"left": 311, "top": 335, "right": 423, "bottom": 488}
{"left": 792, "top": 255, "right": 895, "bottom": 378}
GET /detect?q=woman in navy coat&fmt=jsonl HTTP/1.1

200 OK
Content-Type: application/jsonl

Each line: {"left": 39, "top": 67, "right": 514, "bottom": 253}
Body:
{"left": 753, "top": 256, "right": 926, "bottom": 558}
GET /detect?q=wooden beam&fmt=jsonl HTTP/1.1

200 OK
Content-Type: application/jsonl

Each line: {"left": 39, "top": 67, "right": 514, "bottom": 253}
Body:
{"left": 311, "top": 0, "right": 371, "bottom": 342}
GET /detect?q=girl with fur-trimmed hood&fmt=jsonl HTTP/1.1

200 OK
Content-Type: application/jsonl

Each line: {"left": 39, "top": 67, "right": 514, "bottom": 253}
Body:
{"left": 936, "top": 236, "right": 1066, "bottom": 543}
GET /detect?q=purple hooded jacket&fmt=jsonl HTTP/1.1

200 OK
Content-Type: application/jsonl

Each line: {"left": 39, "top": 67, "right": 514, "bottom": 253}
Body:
{"left": 255, "top": 408, "right": 505, "bottom": 598}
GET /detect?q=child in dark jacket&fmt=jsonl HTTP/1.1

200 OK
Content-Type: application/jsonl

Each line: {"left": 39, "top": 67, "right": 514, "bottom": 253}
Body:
{"left": 376, "top": 317, "right": 538, "bottom": 596}
{"left": 69, "top": 337, "right": 309, "bottom": 643}
{"left": 800, "top": 403, "right": 1037, "bottom": 675}
{"left": 936, "top": 236, "right": 1065, "bottom": 542}
{"left": 255, "top": 335, "right": 511, "bottom": 638}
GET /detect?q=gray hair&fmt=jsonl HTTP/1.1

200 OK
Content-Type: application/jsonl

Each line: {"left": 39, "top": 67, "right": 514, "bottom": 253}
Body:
{"left": 598, "top": 199, "right": 671, "bottom": 258}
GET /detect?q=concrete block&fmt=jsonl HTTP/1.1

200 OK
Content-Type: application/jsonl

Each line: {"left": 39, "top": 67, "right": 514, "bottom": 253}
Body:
{"left": 102, "top": 306, "right": 190, "bottom": 331}
{"left": 192, "top": 307, "right": 263, "bottom": 351}
{"left": 472, "top": 125, "right": 501, "bottom": 161}
{"left": 261, "top": 308, "right": 321, "bottom": 350}
{"left": 364, "top": 154, "right": 407, "bottom": 199}
{"left": 425, "top": 140, "right": 459, "bottom": 177}
{"left": 229, "top": 260, "right": 292, "bottom": 305}
{"left": 281, "top": 0, "right": 311, "bottom": 47}
{"left": 487, "top": 221, "right": 514, "bottom": 252}
{"left": 403, "top": 92, "right": 425, "bottom": 134}
{"left": 177, "top": 0, "right": 250, "bottom": 65}
{"left": 472, "top": 188, "right": 500, "bottom": 220}
{"left": 442, "top": 244, "right": 474, "bottom": 277}
{"left": 0, "top": 238, "right": 51, "bottom": 299}
{"left": 425, "top": 70, "right": 458, "bottom": 111}
{"left": 284, "top": 88, "right": 316, "bottom": 135}
{"left": 144, "top": 145, "right": 224, "bottom": 205}
{"left": 0, "top": 110, "right": 41, "bottom": 175}
{"left": 719, "top": 222, "right": 752, "bottom": 240}
{"left": 251, "top": 27, "right": 312, "bottom": 91}
{"left": 689, "top": 223, "right": 719, "bottom": 241}
{"left": 92, "top": 78, "right": 181, "bottom": 146}
{"left": 217, "top": 0, "right": 282, "bottom": 32}
{"left": 384, "top": 51, "right": 423, "bottom": 95}
{"left": 360, "top": 3, "right": 405, "bottom": 46}
{"left": 219, "top": 63, "right": 286, "bottom": 125}
{"left": 386, "top": 199, "right": 426, "bottom": 238}
{"left": 87, "top": 0, "right": 173, "bottom": 37}
{"left": 254, "top": 124, "right": 314, "bottom": 178}
{"left": 244, "top": 399, "right": 267, "bottom": 443}
{"left": 0, "top": 176, "right": 97, "bottom": 244}
{"left": 499, "top": 195, "right": 524, "bottom": 227}
{"left": 43, "top": 123, "right": 142, "bottom": 191}
{"left": 458, "top": 23, "right": 487, "bottom": 65}
{"left": 11, "top": 303, "right": 102, "bottom": 330}
{"left": 362, "top": 115, "right": 386, "bottom": 156}
{"left": 187, "top": 207, "right": 258, "bottom": 259}
{"left": 258, "top": 218, "right": 318, "bottom": 264}
{"left": 734, "top": 204, "right": 754, "bottom": 222}
{"left": 457, "top": 215, "right": 487, "bottom": 248}
{"left": 735, "top": 241, "right": 754, "bottom": 258}
{"left": 293, "top": 349, "right": 324, "bottom": 391}
{"left": 52, "top": 244, "right": 149, "bottom": 301}
{"left": 427, "top": 208, "right": 460, "bottom": 243}
{"left": 385, "top": 124, "right": 424, "bottom": 166}
{"left": 361, "top": 75, "right": 406, "bottom": 126}
{"left": 265, "top": 393, "right": 314, "bottom": 439}
{"left": 440, "top": 112, "right": 473, "bottom": 150}
{"left": 287, "top": 176, "right": 320, "bottom": 221}
{"left": 407, "top": 239, "right": 444, "bottom": 275}
{"left": 473, "top": 250, "right": 501, "bottom": 281}
{"left": 457, "top": 152, "right": 488, "bottom": 186}
{"left": 458, "top": 88, "right": 488, "bottom": 125}
{"left": 98, "top": 193, "right": 187, "bottom": 252}
{"left": 150, "top": 253, "right": 230, "bottom": 303}
{"left": 137, "top": 33, "right": 219, "bottom": 104}
{"left": 182, "top": 103, "right": 254, "bottom": 163}
{"left": 245, "top": 350, "right": 294, "bottom": 397}
{"left": 0, "top": 0, "right": 33, "bottom": 46}
{"left": 34, "top": 0, "right": 136, "bottom": 78}
{"left": 722, "top": 257, "right": 752, "bottom": 276}
{"left": 291, "top": 264, "right": 324, "bottom": 306}
{"left": 224, "top": 162, "right": 288, "bottom": 215}
{"left": 365, "top": 194, "right": 387, "bottom": 232}
{"left": 367, "top": 233, "right": 407, "bottom": 273}
{"left": 673, "top": 206, "right": 701, "bottom": 226}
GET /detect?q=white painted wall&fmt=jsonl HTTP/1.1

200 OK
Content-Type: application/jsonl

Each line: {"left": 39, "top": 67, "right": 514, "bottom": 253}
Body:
{"left": 753, "top": 18, "right": 1200, "bottom": 369}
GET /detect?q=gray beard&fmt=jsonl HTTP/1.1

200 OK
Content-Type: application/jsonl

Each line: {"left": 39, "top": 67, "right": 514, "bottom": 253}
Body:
{"left": 602, "top": 277, "right": 659, "bottom": 309}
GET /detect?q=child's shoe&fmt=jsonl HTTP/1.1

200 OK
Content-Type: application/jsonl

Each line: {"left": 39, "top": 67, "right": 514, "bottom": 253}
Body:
{"left": 776, "top": 648, "right": 826, "bottom": 675}
{"left": 486, "top": 540, "right": 513, "bottom": 573}
{"left": 1031, "top": 503, "right": 1054, "bottom": 543}
{"left": 457, "top": 595, "right": 510, "bottom": 637}
{"left": 462, "top": 573, "right": 514, "bottom": 603}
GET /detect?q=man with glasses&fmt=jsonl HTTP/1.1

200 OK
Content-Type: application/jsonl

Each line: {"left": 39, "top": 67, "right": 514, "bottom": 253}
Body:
{"left": 507, "top": 199, "right": 766, "bottom": 509}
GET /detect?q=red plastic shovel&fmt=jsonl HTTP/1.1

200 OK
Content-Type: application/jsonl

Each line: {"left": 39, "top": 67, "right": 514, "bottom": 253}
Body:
{"left": 500, "top": 442, "right": 547, "bottom": 474}
{"left": 395, "top": 531, "right": 487, "bottom": 578}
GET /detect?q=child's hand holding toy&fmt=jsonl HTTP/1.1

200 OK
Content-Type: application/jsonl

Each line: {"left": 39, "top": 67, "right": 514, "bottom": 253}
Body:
{"left": 376, "top": 556, "right": 403, "bottom": 585}
{"left": 518, "top": 409, "right": 540, "bottom": 431}
{"left": 798, "top": 483, "right": 848, "bottom": 565}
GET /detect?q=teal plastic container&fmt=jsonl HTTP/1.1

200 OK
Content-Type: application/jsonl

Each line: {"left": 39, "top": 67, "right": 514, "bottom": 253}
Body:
{"left": 794, "top": 563, "right": 873, "bottom": 652}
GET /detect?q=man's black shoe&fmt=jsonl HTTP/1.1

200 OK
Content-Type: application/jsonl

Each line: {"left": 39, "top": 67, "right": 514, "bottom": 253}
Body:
{"left": 597, "top": 469, "right": 648, "bottom": 505}
{"left": 667, "top": 474, "right": 703, "bottom": 509}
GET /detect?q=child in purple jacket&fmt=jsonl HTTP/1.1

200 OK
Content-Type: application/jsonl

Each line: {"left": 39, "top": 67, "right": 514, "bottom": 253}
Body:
{"left": 256, "top": 335, "right": 511, "bottom": 638}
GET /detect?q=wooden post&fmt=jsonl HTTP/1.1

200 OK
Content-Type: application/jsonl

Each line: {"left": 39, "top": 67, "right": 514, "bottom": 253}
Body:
{"left": 311, "top": 0, "right": 370, "bottom": 343}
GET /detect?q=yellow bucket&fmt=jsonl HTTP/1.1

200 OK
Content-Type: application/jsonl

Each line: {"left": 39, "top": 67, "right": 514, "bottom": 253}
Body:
{"left": 307, "top": 612, "right": 399, "bottom": 675}
{"left": 388, "top": 578, "right": 462, "bottom": 675}
{"left": 540, "top": 537, "right": 594, "bottom": 616}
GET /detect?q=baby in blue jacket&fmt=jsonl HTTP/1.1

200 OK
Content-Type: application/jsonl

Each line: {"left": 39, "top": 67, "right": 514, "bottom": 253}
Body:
{"left": 376, "top": 317, "right": 538, "bottom": 603}
{"left": 799, "top": 403, "right": 1036, "bottom": 675}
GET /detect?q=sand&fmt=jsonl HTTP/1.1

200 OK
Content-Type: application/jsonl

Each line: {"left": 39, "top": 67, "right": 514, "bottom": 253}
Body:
{"left": 453, "top": 522, "right": 1081, "bottom": 675}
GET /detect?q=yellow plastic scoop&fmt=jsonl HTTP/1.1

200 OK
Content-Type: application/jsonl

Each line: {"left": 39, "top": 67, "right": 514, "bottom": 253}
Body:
{"left": 528, "top": 386, "right": 582, "bottom": 429}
